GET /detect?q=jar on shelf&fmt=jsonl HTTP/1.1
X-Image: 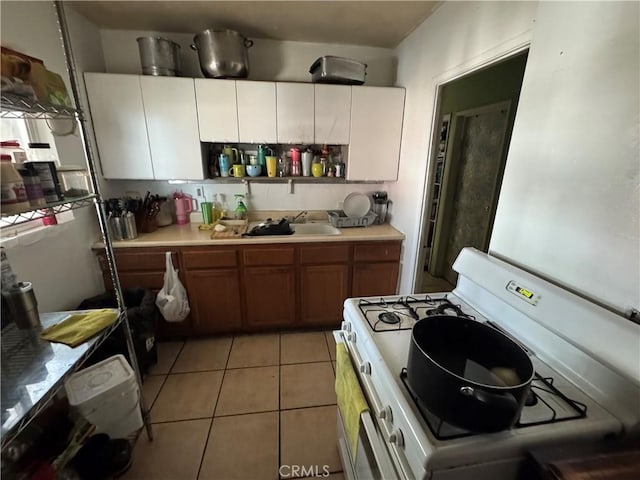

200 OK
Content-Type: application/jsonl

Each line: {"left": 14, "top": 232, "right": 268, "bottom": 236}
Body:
{"left": 1, "top": 141, "right": 28, "bottom": 164}
{"left": 1, "top": 155, "right": 30, "bottom": 214}
{"left": 56, "top": 166, "right": 91, "bottom": 198}
{"left": 16, "top": 165, "right": 46, "bottom": 207}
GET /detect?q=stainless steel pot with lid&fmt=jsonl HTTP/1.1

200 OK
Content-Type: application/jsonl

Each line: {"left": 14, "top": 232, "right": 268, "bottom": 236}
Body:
{"left": 191, "top": 29, "right": 253, "bottom": 78}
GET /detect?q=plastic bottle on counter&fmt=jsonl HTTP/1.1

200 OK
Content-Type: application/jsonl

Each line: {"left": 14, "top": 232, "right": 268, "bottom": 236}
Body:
{"left": 211, "top": 194, "right": 222, "bottom": 221}
{"left": 1, "top": 155, "right": 30, "bottom": 214}
{"left": 234, "top": 194, "right": 247, "bottom": 220}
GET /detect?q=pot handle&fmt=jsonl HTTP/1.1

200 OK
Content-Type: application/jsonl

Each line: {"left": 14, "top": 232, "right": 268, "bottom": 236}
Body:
{"left": 190, "top": 44, "right": 197, "bottom": 51}
{"left": 244, "top": 39, "right": 254, "bottom": 48}
{"left": 459, "top": 386, "right": 519, "bottom": 413}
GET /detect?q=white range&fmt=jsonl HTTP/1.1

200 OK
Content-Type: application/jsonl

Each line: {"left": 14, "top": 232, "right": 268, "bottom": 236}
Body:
{"left": 336, "top": 247, "right": 640, "bottom": 480}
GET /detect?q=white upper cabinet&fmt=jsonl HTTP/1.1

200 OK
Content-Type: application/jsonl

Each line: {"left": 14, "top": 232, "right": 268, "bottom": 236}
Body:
{"left": 276, "top": 83, "right": 314, "bottom": 144}
{"left": 195, "top": 79, "right": 239, "bottom": 143}
{"left": 84, "top": 73, "right": 154, "bottom": 180}
{"left": 347, "top": 86, "right": 405, "bottom": 181}
{"left": 236, "top": 81, "right": 277, "bottom": 143}
{"left": 314, "top": 85, "right": 351, "bottom": 145}
{"left": 140, "top": 76, "right": 203, "bottom": 180}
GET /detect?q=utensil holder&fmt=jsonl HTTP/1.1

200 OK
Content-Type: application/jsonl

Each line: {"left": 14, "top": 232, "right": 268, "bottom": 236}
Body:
{"left": 135, "top": 211, "right": 158, "bottom": 234}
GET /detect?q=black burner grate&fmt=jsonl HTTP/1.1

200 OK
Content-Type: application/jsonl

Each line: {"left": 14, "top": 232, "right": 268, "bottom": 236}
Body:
{"left": 358, "top": 295, "right": 474, "bottom": 332}
{"left": 399, "top": 369, "right": 587, "bottom": 440}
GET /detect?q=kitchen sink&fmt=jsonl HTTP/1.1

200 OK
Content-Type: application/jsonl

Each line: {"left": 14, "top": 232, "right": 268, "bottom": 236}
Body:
{"left": 291, "top": 223, "right": 342, "bottom": 236}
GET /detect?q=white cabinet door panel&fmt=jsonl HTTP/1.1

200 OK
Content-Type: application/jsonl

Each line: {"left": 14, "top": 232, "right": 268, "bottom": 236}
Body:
{"left": 84, "top": 73, "right": 154, "bottom": 180}
{"left": 236, "top": 81, "right": 277, "bottom": 143}
{"left": 315, "top": 84, "right": 351, "bottom": 145}
{"left": 195, "top": 79, "right": 239, "bottom": 142}
{"left": 276, "top": 83, "right": 314, "bottom": 144}
{"left": 348, "top": 87, "right": 405, "bottom": 181}
{"left": 140, "top": 76, "right": 203, "bottom": 180}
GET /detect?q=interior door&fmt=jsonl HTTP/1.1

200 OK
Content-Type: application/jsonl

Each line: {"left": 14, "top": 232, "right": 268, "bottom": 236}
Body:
{"left": 435, "top": 102, "right": 511, "bottom": 285}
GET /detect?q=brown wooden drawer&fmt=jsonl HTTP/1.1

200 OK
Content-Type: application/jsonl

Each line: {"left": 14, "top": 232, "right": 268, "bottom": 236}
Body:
{"left": 243, "top": 247, "right": 295, "bottom": 266}
{"left": 299, "top": 244, "right": 350, "bottom": 264}
{"left": 102, "top": 271, "right": 166, "bottom": 291}
{"left": 96, "top": 250, "right": 179, "bottom": 272}
{"left": 353, "top": 242, "right": 402, "bottom": 262}
{"left": 182, "top": 248, "right": 237, "bottom": 269}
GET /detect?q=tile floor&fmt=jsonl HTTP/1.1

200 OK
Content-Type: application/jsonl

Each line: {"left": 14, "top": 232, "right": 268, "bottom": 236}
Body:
{"left": 125, "top": 331, "right": 343, "bottom": 480}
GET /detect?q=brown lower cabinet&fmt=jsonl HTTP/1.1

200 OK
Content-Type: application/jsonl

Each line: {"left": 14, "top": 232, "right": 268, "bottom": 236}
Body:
{"left": 95, "top": 240, "right": 401, "bottom": 337}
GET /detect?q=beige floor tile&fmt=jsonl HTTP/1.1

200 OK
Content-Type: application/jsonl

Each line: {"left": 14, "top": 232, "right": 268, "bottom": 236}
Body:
{"left": 199, "top": 412, "right": 279, "bottom": 480}
{"left": 227, "top": 334, "right": 280, "bottom": 369}
{"left": 332, "top": 361, "right": 336, "bottom": 374}
{"left": 281, "top": 332, "right": 330, "bottom": 364}
{"left": 142, "top": 375, "right": 166, "bottom": 408}
{"left": 172, "top": 337, "right": 232, "bottom": 373}
{"left": 324, "top": 331, "right": 336, "bottom": 361}
{"left": 149, "top": 341, "right": 184, "bottom": 375}
{"left": 281, "top": 362, "right": 336, "bottom": 409}
{"left": 215, "top": 366, "right": 279, "bottom": 416}
{"left": 121, "top": 418, "right": 210, "bottom": 480}
{"left": 281, "top": 406, "right": 341, "bottom": 475}
{"left": 151, "top": 371, "right": 223, "bottom": 422}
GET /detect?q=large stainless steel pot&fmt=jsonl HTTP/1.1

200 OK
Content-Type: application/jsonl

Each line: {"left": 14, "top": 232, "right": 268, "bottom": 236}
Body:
{"left": 136, "top": 36, "right": 181, "bottom": 76}
{"left": 191, "top": 29, "right": 253, "bottom": 78}
{"left": 407, "top": 315, "right": 534, "bottom": 432}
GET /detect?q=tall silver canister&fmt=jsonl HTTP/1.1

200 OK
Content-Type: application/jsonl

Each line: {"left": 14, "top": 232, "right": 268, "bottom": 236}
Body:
{"left": 136, "top": 36, "right": 181, "bottom": 76}
{"left": 2, "top": 281, "right": 40, "bottom": 329}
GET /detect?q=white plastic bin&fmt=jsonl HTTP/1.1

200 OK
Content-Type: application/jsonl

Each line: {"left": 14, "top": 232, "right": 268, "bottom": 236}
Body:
{"left": 65, "top": 354, "right": 143, "bottom": 439}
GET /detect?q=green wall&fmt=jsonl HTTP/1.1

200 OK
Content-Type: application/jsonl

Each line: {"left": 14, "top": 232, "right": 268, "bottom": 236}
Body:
{"left": 440, "top": 53, "right": 528, "bottom": 114}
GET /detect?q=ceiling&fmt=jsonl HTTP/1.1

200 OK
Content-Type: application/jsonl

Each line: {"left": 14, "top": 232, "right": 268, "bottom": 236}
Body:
{"left": 68, "top": 1, "right": 441, "bottom": 48}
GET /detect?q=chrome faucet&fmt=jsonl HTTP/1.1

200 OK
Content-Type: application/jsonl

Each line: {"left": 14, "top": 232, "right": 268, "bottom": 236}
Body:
{"left": 287, "top": 210, "right": 308, "bottom": 224}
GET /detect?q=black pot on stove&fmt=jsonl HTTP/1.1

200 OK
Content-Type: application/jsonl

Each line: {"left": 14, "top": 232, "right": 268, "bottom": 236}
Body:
{"left": 406, "top": 315, "right": 534, "bottom": 433}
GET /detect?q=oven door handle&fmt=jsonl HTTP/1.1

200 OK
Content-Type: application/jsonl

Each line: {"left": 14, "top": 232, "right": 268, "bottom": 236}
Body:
{"left": 361, "top": 411, "right": 401, "bottom": 479}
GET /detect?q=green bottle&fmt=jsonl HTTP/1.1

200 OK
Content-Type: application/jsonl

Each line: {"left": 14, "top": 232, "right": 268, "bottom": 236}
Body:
{"left": 234, "top": 194, "right": 247, "bottom": 220}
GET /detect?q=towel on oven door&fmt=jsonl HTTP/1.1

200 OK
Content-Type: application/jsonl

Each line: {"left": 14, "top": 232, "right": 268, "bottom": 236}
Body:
{"left": 335, "top": 343, "right": 370, "bottom": 457}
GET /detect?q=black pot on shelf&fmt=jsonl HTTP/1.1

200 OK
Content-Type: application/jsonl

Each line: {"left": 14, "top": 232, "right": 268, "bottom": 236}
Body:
{"left": 406, "top": 315, "right": 534, "bottom": 432}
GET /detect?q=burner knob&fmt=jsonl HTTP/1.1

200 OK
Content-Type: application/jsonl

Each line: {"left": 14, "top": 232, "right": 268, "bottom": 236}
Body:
{"left": 389, "top": 429, "right": 404, "bottom": 447}
{"left": 359, "top": 362, "right": 371, "bottom": 375}
{"left": 379, "top": 406, "right": 393, "bottom": 422}
{"left": 347, "top": 332, "right": 357, "bottom": 343}
{"left": 342, "top": 321, "right": 352, "bottom": 332}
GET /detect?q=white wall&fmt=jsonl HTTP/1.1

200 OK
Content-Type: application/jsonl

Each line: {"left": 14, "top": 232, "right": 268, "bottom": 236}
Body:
{"left": 100, "top": 29, "right": 397, "bottom": 86}
{"left": 0, "top": 1, "right": 105, "bottom": 311}
{"left": 489, "top": 2, "right": 640, "bottom": 311}
{"left": 389, "top": 1, "right": 537, "bottom": 293}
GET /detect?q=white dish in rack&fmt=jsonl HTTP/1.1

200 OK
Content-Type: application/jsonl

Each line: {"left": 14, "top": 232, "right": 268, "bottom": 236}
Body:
{"left": 343, "top": 192, "right": 372, "bottom": 218}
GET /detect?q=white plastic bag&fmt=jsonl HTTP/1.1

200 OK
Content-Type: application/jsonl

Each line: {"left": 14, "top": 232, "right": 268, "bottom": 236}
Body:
{"left": 155, "top": 252, "right": 190, "bottom": 322}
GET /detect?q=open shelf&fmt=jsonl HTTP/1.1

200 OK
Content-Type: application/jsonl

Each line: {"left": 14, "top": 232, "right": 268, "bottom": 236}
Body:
{"left": 0, "top": 194, "right": 97, "bottom": 227}
{"left": 0, "top": 309, "right": 123, "bottom": 449}
{"left": 203, "top": 176, "right": 381, "bottom": 184}
{"left": 0, "top": 93, "right": 80, "bottom": 120}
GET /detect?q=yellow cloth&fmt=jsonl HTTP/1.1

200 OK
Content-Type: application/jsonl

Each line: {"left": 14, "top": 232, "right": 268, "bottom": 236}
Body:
{"left": 40, "top": 309, "right": 118, "bottom": 347}
{"left": 335, "top": 343, "right": 369, "bottom": 457}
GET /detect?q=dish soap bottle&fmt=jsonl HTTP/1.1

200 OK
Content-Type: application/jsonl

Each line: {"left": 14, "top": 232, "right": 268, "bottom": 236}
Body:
{"left": 212, "top": 193, "right": 222, "bottom": 222}
{"left": 234, "top": 194, "right": 248, "bottom": 220}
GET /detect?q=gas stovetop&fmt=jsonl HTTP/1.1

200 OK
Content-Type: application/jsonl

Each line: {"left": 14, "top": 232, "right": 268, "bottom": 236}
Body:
{"left": 357, "top": 294, "right": 474, "bottom": 332}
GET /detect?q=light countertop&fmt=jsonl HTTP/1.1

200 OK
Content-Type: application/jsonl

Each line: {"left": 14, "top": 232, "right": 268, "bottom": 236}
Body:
{"left": 94, "top": 222, "right": 404, "bottom": 249}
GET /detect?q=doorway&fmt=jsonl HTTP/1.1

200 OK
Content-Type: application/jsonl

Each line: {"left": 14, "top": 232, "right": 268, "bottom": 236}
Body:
{"left": 418, "top": 51, "right": 528, "bottom": 293}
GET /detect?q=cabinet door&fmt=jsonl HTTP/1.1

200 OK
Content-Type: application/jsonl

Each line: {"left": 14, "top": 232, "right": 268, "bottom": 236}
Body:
{"left": 277, "top": 83, "right": 314, "bottom": 144}
{"left": 84, "top": 73, "right": 154, "bottom": 180}
{"left": 195, "top": 79, "right": 239, "bottom": 142}
{"left": 348, "top": 86, "right": 405, "bottom": 181}
{"left": 236, "top": 81, "right": 277, "bottom": 143}
{"left": 244, "top": 266, "right": 296, "bottom": 329}
{"left": 300, "top": 264, "right": 349, "bottom": 327}
{"left": 315, "top": 85, "right": 351, "bottom": 145}
{"left": 185, "top": 269, "right": 242, "bottom": 334}
{"left": 140, "top": 76, "right": 204, "bottom": 180}
{"left": 352, "top": 263, "right": 399, "bottom": 297}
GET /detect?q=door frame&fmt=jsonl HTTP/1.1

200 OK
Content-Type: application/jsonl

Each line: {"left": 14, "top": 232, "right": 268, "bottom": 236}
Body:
{"left": 412, "top": 45, "right": 530, "bottom": 293}
{"left": 430, "top": 100, "right": 512, "bottom": 280}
